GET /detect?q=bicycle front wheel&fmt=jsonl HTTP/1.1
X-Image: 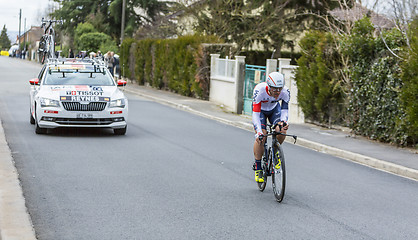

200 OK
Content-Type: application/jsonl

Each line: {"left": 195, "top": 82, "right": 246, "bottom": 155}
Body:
{"left": 272, "top": 145, "right": 286, "bottom": 202}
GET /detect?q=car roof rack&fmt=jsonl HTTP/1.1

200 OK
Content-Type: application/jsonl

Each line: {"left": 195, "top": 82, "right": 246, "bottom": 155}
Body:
{"left": 46, "top": 57, "right": 108, "bottom": 74}
{"left": 46, "top": 57, "right": 107, "bottom": 67}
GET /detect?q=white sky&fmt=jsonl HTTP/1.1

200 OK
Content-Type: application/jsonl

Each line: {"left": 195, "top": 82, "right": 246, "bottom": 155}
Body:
{"left": 0, "top": 0, "right": 54, "bottom": 33}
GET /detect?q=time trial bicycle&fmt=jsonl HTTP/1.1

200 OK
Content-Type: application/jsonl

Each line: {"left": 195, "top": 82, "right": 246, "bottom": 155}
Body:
{"left": 38, "top": 18, "right": 62, "bottom": 64}
{"left": 254, "top": 123, "right": 297, "bottom": 202}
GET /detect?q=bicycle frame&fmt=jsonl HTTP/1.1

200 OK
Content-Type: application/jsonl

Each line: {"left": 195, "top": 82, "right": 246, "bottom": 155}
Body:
{"left": 261, "top": 125, "right": 282, "bottom": 176}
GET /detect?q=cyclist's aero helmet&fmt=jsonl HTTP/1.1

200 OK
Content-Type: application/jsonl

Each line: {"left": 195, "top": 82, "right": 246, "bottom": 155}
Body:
{"left": 266, "top": 72, "right": 285, "bottom": 88}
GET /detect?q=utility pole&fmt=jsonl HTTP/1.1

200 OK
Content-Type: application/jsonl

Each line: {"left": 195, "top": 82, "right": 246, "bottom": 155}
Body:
{"left": 18, "top": 9, "right": 21, "bottom": 52}
{"left": 120, "top": 0, "right": 126, "bottom": 79}
{"left": 120, "top": 0, "right": 126, "bottom": 44}
{"left": 23, "top": 18, "right": 26, "bottom": 53}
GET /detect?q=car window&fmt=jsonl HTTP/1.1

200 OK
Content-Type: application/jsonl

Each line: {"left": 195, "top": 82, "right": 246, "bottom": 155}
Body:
{"left": 43, "top": 71, "right": 115, "bottom": 86}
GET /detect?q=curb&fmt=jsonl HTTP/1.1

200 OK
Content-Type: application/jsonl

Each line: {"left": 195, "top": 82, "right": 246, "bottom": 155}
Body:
{"left": 0, "top": 119, "right": 37, "bottom": 240}
{"left": 125, "top": 87, "right": 418, "bottom": 181}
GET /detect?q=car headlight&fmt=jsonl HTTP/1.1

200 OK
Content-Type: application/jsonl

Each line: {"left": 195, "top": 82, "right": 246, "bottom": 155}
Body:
{"left": 40, "top": 98, "right": 60, "bottom": 107}
{"left": 109, "top": 98, "right": 126, "bottom": 108}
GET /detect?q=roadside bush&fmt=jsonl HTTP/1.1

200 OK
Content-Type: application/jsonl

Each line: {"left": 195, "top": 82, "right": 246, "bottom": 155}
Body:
{"left": 120, "top": 38, "right": 135, "bottom": 79}
{"left": 343, "top": 17, "right": 410, "bottom": 146}
{"left": 399, "top": 18, "right": 418, "bottom": 146}
{"left": 121, "top": 35, "right": 222, "bottom": 99}
{"left": 295, "top": 17, "right": 415, "bottom": 147}
{"left": 295, "top": 30, "right": 346, "bottom": 126}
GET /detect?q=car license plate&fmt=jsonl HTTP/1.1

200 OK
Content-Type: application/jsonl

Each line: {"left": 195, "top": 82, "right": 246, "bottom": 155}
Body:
{"left": 77, "top": 113, "right": 93, "bottom": 119}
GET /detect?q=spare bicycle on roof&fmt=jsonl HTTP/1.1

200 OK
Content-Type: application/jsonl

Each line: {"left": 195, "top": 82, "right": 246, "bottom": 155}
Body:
{"left": 38, "top": 18, "right": 63, "bottom": 64}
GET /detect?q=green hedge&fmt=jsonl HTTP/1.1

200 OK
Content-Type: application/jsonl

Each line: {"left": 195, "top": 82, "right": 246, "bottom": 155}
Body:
{"left": 295, "top": 31, "right": 346, "bottom": 126}
{"left": 398, "top": 18, "right": 418, "bottom": 146}
{"left": 295, "top": 17, "right": 416, "bottom": 147}
{"left": 120, "top": 38, "right": 135, "bottom": 79}
{"left": 120, "top": 35, "right": 228, "bottom": 99}
{"left": 344, "top": 18, "right": 410, "bottom": 146}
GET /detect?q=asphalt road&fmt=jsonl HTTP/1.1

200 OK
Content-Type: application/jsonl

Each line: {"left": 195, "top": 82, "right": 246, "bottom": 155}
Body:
{"left": 1, "top": 57, "right": 417, "bottom": 240}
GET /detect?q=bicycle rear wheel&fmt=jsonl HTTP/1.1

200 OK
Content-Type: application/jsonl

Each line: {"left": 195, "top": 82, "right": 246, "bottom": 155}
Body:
{"left": 272, "top": 144, "right": 286, "bottom": 202}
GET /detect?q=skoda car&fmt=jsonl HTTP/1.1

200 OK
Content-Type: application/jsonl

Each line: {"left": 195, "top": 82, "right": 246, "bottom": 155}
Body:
{"left": 29, "top": 58, "right": 128, "bottom": 135}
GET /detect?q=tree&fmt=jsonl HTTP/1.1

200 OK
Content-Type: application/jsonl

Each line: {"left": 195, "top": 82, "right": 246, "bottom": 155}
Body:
{"left": 74, "top": 22, "right": 96, "bottom": 41}
{"left": 187, "top": 0, "right": 341, "bottom": 56}
{"left": 52, "top": 0, "right": 110, "bottom": 40}
{"left": 73, "top": 22, "right": 114, "bottom": 53}
{"left": 52, "top": 0, "right": 173, "bottom": 43}
{"left": 78, "top": 32, "right": 112, "bottom": 53}
{"left": 110, "top": 0, "right": 179, "bottom": 40}
{"left": 0, "top": 25, "right": 11, "bottom": 49}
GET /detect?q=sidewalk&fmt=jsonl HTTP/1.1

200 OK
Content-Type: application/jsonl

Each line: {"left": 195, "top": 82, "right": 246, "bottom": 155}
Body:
{"left": 123, "top": 81, "right": 418, "bottom": 181}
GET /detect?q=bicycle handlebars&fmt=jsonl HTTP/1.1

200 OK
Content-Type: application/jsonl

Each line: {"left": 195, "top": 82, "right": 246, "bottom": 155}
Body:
{"left": 41, "top": 18, "right": 63, "bottom": 24}
{"left": 258, "top": 123, "right": 298, "bottom": 144}
{"left": 41, "top": 18, "right": 63, "bottom": 31}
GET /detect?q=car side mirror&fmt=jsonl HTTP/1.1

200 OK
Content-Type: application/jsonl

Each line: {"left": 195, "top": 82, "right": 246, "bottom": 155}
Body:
{"left": 117, "top": 80, "right": 127, "bottom": 87}
{"left": 29, "top": 78, "right": 39, "bottom": 85}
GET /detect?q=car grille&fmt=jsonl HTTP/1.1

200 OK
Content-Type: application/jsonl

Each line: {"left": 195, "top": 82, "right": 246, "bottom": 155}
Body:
{"left": 54, "top": 118, "right": 121, "bottom": 125}
{"left": 62, "top": 102, "right": 107, "bottom": 111}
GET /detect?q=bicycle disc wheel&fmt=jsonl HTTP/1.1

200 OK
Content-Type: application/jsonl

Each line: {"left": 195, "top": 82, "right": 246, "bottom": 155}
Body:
{"left": 272, "top": 145, "right": 286, "bottom": 202}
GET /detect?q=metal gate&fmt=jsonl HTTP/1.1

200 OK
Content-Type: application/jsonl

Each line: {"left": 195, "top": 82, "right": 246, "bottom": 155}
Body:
{"left": 243, "top": 64, "right": 266, "bottom": 115}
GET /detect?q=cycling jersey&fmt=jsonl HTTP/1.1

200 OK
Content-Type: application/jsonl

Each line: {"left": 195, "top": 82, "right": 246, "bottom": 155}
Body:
{"left": 252, "top": 82, "right": 290, "bottom": 135}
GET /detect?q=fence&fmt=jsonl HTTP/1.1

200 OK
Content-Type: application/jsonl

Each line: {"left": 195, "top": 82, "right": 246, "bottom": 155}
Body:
{"left": 209, "top": 55, "right": 304, "bottom": 123}
{"left": 209, "top": 54, "right": 245, "bottom": 114}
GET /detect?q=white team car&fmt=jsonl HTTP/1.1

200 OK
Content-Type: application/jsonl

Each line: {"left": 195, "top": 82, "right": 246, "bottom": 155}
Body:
{"left": 29, "top": 58, "right": 128, "bottom": 135}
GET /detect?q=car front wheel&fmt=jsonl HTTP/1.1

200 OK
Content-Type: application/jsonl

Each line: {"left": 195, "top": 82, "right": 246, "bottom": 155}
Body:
{"left": 30, "top": 110, "right": 35, "bottom": 124}
{"left": 34, "top": 110, "right": 47, "bottom": 134}
{"left": 114, "top": 126, "right": 127, "bottom": 135}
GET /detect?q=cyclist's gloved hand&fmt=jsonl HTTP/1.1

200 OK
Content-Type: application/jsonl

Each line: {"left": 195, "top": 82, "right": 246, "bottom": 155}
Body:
{"left": 255, "top": 132, "right": 264, "bottom": 143}
{"left": 276, "top": 121, "right": 289, "bottom": 132}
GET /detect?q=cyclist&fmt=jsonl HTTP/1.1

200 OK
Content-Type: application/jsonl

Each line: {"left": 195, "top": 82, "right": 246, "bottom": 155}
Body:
{"left": 252, "top": 72, "right": 290, "bottom": 183}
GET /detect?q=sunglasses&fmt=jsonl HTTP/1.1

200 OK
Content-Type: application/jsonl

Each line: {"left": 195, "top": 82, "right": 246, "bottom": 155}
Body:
{"left": 270, "top": 87, "right": 282, "bottom": 92}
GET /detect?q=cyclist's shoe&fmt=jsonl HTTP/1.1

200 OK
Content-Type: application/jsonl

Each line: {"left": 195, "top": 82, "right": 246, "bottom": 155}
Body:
{"left": 255, "top": 170, "right": 264, "bottom": 183}
{"left": 275, "top": 159, "right": 281, "bottom": 169}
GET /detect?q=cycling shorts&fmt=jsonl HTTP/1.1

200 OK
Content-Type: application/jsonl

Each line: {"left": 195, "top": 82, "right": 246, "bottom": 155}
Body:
{"left": 259, "top": 103, "right": 281, "bottom": 130}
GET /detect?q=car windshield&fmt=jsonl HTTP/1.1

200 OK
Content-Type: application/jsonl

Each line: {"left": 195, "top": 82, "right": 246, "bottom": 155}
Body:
{"left": 43, "top": 65, "right": 115, "bottom": 86}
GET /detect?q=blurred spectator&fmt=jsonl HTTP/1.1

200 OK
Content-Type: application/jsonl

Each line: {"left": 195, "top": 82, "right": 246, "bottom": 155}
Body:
{"left": 69, "top": 49, "right": 74, "bottom": 58}
{"left": 114, "top": 54, "right": 120, "bottom": 78}
{"left": 105, "top": 51, "right": 115, "bottom": 77}
{"left": 97, "top": 50, "right": 103, "bottom": 60}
